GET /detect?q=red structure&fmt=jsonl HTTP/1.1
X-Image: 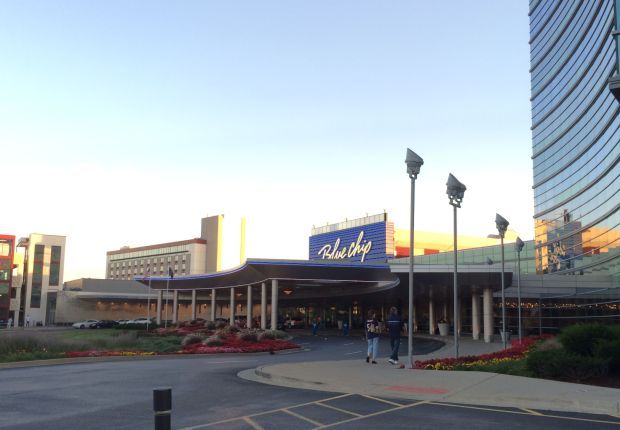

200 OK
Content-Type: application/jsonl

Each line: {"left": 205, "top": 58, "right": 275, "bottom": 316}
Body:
{"left": 0, "top": 235, "right": 15, "bottom": 323}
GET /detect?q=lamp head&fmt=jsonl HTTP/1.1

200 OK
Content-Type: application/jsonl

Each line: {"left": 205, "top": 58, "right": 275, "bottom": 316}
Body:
{"left": 495, "top": 213, "right": 509, "bottom": 238}
{"left": 515, "top": 236, "right": 524, "bottom": 253}
{"left": 405, "top": 148, "right": 424, "bottom": 179}
{"left": 446, "top": 173, "right": 466, "bottom": 207}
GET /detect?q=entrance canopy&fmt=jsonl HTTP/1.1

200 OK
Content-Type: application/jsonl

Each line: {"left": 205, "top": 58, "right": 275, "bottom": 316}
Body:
{"left": 137, "top": 258, "right": 510, "bottom": 297}
{"left": 138, "top": 259, "right": 399, "bottom": 293}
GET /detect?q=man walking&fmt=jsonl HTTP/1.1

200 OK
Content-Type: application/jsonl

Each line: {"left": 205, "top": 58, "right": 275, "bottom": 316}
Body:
{"left": 386, "top": 307, "right": 403, "bottom": 365}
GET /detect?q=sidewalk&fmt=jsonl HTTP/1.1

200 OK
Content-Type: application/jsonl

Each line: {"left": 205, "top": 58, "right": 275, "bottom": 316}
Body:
{"left": 240, "top": 335, "right": 620, "bottom": 417}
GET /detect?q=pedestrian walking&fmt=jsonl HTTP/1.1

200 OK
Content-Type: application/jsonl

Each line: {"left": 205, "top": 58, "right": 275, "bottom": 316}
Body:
{"left": 7, "top": 317, "right": 12, "bottom": 329}
{"left": 365, "top": 310, "right": 380, "bottom": 364}
{"left": 342, "top": 320, "right": 349, "bottom": 337}
{"left": 312, "top": 317, "right": 319, "bottom": 336}
{"left": 26, "top": 315, "right": 31, "bottom": 327}
{"left": 386, "top": 307, "right": 403, "bottom": 365}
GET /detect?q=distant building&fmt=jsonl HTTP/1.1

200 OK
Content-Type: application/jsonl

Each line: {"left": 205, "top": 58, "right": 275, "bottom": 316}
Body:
{"left": 105, "top": 214, "right": 246, "bottom": 280}
{"left": 0, "top": 235, "right": 15, "bottom": 323}
{"left": 13, "top": 233, "right": 66, "bottom": 326}
{"left": 106, "top": 238, "right": 208, "bottom": 280}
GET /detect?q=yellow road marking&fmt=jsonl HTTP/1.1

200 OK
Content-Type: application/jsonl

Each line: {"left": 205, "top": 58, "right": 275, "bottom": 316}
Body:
{"left": 283, "top": 408, "right": 324, "bottom": 426}
{"left": 315, "top": 402, "right": 363, "bottom": 417}
{"left": 361, "top": 394, "right": 404, "bottom": 407}
{"left": 243, "top": 416, "right": 265, "bottom": 430}
{"left": 429, "top": 402, "right": 620, "bottom": 426}
{"left": 521, "top": 408, "right": 544, "bottom": 416}
{"left": 181, "top": 393, "right": 354, "bottom": 429}
{"left": 314, "top": 400, "right": 430, "bottom": 429}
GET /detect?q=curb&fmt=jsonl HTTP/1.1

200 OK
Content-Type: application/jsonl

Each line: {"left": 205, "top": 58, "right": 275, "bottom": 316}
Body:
{"left": 0, "top": 347, "right": 308, "bottom": 370}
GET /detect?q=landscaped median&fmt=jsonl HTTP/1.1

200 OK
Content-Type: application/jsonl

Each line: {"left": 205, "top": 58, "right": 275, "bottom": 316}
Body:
{"left": 414, "top": 323, "right": 620, "bottom": 389}
{"left": 0, "top": 321, "right": 301, "bottom": 363}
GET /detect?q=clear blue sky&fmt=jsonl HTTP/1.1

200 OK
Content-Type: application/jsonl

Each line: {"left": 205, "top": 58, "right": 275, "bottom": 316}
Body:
{"left": 1, "top": 1, "right": 533, "bottom": 280}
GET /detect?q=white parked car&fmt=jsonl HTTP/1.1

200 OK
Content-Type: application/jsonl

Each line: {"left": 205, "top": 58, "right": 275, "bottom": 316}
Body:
{"left": 72, "top": 320, "right": 99, "bottom": 329}
{"left": 127, "top": 317, "right": 154, "bottom": 325}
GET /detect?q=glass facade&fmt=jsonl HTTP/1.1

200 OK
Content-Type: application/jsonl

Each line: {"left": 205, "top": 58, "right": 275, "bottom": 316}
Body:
{"left": 30, "top": 244, "right": 44, "bottom": 308}
{"left": 530, "top": 0, "right": 620, "bottom": 283}
{"left": 49, "top": 245, "right": 61, "bottom": 287}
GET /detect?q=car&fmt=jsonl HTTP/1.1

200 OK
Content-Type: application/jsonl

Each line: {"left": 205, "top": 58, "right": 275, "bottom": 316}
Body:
{"left": 116, "top": 319, "right": 129, "bottom": 325}
{"left": 93, "top": 320, "right": 118, "bottom": 329}
{"left": 72, "top": 320, "right": 99, "bottom": 329}
{"left": 127, "top": 317, "right": 155, "bottom": 325}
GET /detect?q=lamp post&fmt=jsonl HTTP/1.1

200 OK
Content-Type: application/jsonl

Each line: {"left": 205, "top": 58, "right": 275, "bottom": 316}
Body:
{"left": 515, "top": 236, "right": 524, "bottom": 343}
{"left": 164, "top": 266, "right": 173, "bottom": 329}
{"left": 446, "top": 173, "right": 466, "bottom": 358}
{"left": 495, "top": 213, "right": 509, "bottom": 349}
{"left": 405, "top": 148, "right": 423, "bottom": 368}
{"left": 146, "top": 265, "right": 152, "bottom": 331}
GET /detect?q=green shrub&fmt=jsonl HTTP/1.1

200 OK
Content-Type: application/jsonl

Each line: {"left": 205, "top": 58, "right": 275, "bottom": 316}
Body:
{"left": 205, "top": 335, "right": 223, "bottom": 346}
{"left": 527, "top": 348, "right": 609, "bottom": 380}
{"left": 215, "top": 325, "right": 240, "bottom": 339}
{"left": 559, "top": 323, "right": 616, "bottom": 356}
{"left": 258, "top": 330, "right": 287, "bottom": 341}
{"left": 238, "top": 329, "right": 259, "bottom": 342}
{"left": 215, "top": 321, "right": 227, "bottom": 329}
{"left": 204, "top": 321, "right": 216, "bottom": 330}
{"left": 594, "top": 339, "right": 620, "bottom": 375}
{"left": 181, "top": 334, "right": 204, "bottom": 347}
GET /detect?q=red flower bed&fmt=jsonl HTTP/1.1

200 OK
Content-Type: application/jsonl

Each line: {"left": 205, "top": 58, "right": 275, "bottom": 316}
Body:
{"left": 414, "top": 335, "right": 552, "bottom": 370}
{"left": 182, "top": 337, "right": 300, "bottom": 354}
{"left": 64, "top": 335, "right": 301, "bottom": 358}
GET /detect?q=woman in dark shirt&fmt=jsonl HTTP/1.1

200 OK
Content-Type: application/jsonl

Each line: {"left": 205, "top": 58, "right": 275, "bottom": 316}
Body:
{"left": 366, "top": 310, "right": 380, "bottom": 364}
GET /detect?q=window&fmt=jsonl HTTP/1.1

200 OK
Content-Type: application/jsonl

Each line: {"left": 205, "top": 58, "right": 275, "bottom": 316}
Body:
{"left": 49, "top": 245, "right": 61, "bottom": 286}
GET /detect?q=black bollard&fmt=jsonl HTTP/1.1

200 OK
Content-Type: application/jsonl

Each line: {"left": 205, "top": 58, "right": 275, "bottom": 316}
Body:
{"left": 153, "top": 387, "right": 172, "bottom": 430}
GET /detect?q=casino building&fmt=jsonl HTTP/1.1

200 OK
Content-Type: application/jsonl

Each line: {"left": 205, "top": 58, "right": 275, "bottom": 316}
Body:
{"left": 530, "top": 0, "right": 619, "bottom": 281}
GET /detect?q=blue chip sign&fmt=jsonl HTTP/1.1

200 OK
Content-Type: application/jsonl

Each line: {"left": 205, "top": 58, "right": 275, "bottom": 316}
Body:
{"left": 309, "top": 222, "right": 388, "bottom": 263}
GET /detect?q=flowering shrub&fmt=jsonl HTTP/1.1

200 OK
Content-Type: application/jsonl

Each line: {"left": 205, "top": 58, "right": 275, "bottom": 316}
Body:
{"left": 183, "top": 336, "right": 300, "bottom": 354}
{"left": 414, "top": 335, "right": 552, "bottom": 370}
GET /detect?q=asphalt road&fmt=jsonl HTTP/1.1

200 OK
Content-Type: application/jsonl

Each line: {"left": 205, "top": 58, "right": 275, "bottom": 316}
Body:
{"left": 1, "top": 333, "right": 618, "bottom": 429}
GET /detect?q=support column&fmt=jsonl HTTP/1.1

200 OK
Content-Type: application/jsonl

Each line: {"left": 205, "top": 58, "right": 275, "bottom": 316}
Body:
{"left": 443, "top": 301, "right": 449, "bottom": 322}
{"left": 210, "top": 289, "right": 216, "bottom": 321}
{"left": 271, "top": 279, "right": 278, "bottom": 330}
{"left": 348, "top": 306, "right": 352, "bottom": 328}
{"left": 230, "top": 287, "right": 235, "bottom": 325}
{"left": 413, "top": 301, "right": 418, "bottom": 332}
{"left": 456, "top": 297, "right": 462, "bottom": 336}
{"left": 483, "top": 287, "right": 493, "bottom": 343}
{"left": 472, "top": 290, "right": 481, "bottom": 340}
{"left": 172, "top": 290, "right": 179, "bottom": 323}
{"left": 247, "top": 285, "right": 253, "bottom": 328}
{"left": 429, "top": 290, "right": 435, "bottom": 335}
{"left": 191, "top": 290, "right": 197, "bottom": 321}
{"left": 156, "top": 290, "right": 163, "bottom": 325}
{"left": 261, "top": 282, "right": 267, "bottom": 329}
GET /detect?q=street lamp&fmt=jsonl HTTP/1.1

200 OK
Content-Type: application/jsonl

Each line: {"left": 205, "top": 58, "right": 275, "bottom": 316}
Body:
{"left": 515, "top": 236, "right": 524, "bottom": 343}
{"left": 495, "top": 213, "right": 509, "bottom": 349}
{"left": 405, "top": 148, "right": 423, "bottom": 368}
{"left": 446, "top": 173, "right": 466, "bottom": 358}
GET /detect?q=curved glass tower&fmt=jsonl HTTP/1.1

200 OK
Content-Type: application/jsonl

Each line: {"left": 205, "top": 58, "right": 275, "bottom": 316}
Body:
{"left": 529, "top": 0, "right": 619, "bottom": 281}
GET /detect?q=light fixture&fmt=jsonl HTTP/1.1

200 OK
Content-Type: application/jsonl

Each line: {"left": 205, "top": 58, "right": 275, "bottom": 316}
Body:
{"left": 283, "top": 288, "right": 293, "bottom": 295}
